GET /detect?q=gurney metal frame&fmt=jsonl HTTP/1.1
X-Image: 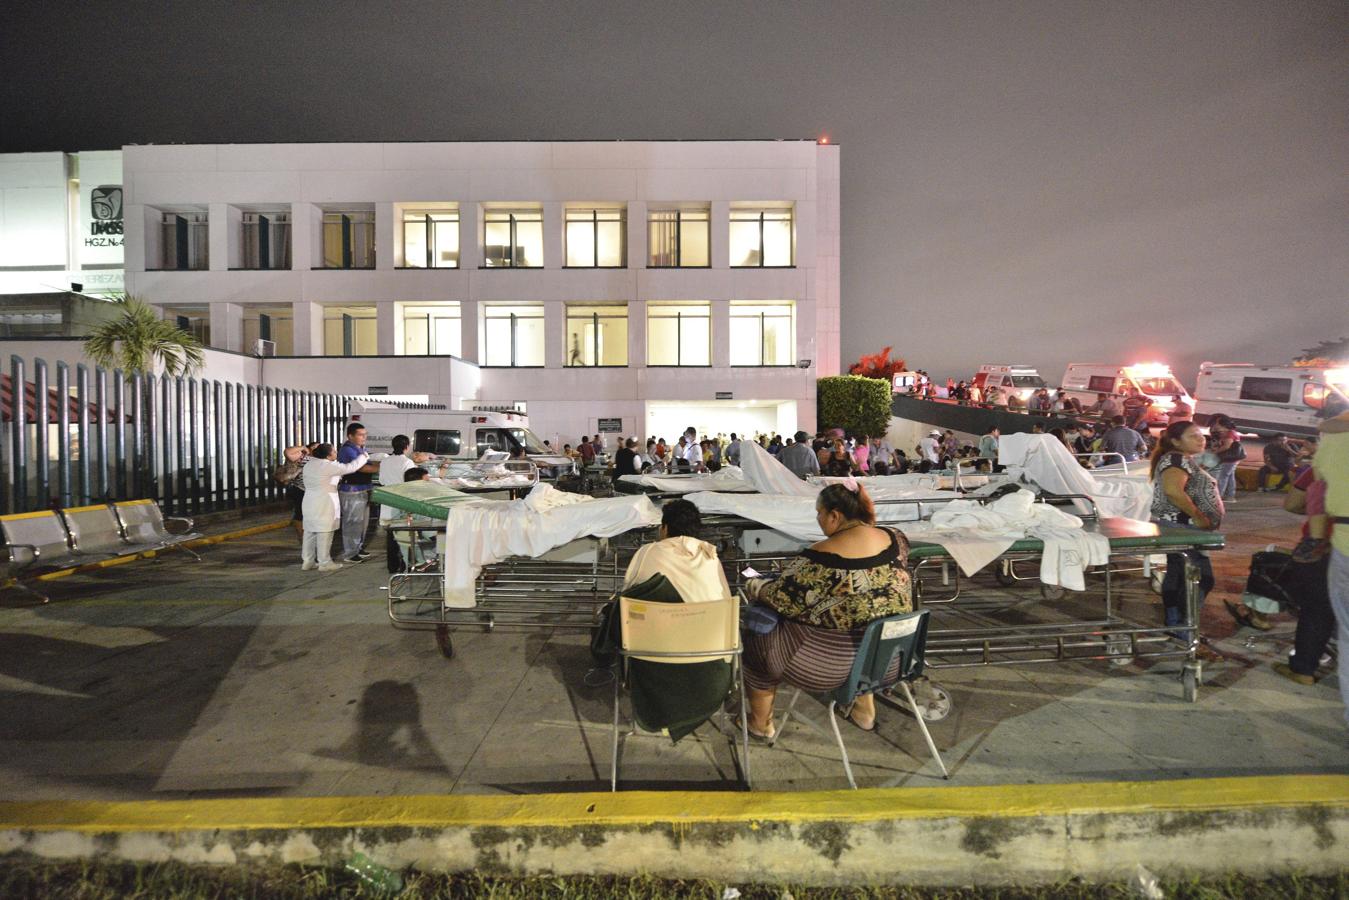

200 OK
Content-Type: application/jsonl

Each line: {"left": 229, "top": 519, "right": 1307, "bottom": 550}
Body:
{"left": 384, "top": 522, "right": 657, "bottom": 659}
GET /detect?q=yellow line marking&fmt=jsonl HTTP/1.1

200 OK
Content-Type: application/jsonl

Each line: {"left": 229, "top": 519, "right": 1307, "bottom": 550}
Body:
{"left": 0, "top": 510, "right": 59, "bottom": 521}
{"left": 62, "top": 504, "right": 110, "bottom": 514}
{"left": 1, "top": 775, "right": 1344, "bottom": 833}
{"left": 114, "top": 499, "right": 154, "bottom": 507}
{"left": 31, "top": 521, "right": 289, "bottom": 582}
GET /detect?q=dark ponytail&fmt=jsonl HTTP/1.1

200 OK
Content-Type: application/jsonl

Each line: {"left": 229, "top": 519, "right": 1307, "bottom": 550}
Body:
{"left": 1149, "top": 421, "right": 1195, "bottom": 478}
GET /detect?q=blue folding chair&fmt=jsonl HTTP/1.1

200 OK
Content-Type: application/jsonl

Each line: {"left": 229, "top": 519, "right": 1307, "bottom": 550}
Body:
{"left": 775, "top": 610, "right": 948, "bottom": 788}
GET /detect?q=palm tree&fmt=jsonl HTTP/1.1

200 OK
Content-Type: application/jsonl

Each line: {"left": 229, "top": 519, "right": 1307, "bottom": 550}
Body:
{"left": 83, "top": 296, "right": 205, "bottom": 376}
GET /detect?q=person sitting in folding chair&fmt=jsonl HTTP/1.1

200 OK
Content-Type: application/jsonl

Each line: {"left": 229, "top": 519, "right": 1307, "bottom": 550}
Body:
{"left": 605, "top": 500, "right": 739, "bottom": 751}
{"left": 741, "top": 483, "right": 912, "bottom": 741}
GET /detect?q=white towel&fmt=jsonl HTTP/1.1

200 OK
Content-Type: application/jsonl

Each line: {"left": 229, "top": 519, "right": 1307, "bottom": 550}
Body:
{"left": 1034, "top": 527, "right": 1111, "bottom": 591}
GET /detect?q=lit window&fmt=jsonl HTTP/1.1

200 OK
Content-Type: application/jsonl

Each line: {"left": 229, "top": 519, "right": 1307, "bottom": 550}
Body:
{"left": 400, "top": 303, "right": 462, "bottom": 357}
{"left": 647, "top": 303, "right": 710, "bottom": 366}
{"left": 483, "top": 304, "right": 545, "bottom": 366}
{"left": 729, "top": 207, "right": 793, "bottom": 267}
{"left": 322, "top": 306, "right": 377, "bottom": 356}
{"left": 241, "top": 212, "right": 291, "bottom": 270}
{"left": 163, "top": 305, "right": 210, "bottom": 344}
{"left": 565, "top": 304, "right": 628, "bottom": 367}
{"left": 647, "top": 207, "right": 709, "bottom": 267}
{"left": 159, "top": 212, "right": 209, "bottom": 270}
{"left": 322, "top": 211, "right": 375, "bottom": 269}
{"left": 483, "top": 208, "right": 543, "bottom": 268}
{"left": 401, "top": 209, "right": 459, "bottom": 268}
{"left": 729, "top": 303, "right": 794, "bottom": 366}
{"left": 565, "top": 208, "right": 625, "bottom": 267}
{"left": 242, "top": 306, "right": 294, "bottom": 355}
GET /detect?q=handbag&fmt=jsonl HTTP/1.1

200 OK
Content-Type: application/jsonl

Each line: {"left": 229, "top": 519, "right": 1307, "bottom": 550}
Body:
{"left": 742, "top": 603, "right": 782, "bottom": 635}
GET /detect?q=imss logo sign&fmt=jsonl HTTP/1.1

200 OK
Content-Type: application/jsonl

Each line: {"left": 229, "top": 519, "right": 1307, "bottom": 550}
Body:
{"left": 87, "top": 186, "right": 123, "bottom": 245}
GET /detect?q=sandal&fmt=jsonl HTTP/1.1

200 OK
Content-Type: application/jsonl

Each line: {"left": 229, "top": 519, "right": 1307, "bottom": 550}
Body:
{"left": 731, "top": 714, "right": 776, "bottom": 743}
{"left": 835, "top": 702, "right": 876, "bottom": 733}
{"left": 1224, "top": 600, "right": 1273, "bottom": 631}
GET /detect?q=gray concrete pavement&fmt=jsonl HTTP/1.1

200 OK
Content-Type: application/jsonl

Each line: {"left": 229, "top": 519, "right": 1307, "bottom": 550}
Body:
{"left": 0, "top": 493, "right": 1343, "bottom": 802}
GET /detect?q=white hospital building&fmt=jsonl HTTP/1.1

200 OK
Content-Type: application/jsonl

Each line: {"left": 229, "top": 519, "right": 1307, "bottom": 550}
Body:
{"left": 19, "top": 140, "right": 843, "bottom": 444}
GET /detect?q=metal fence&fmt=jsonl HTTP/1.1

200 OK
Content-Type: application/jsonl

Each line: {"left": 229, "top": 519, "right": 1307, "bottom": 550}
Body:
{"left": 2, "top": 354, "right": 351, "bottom": 517}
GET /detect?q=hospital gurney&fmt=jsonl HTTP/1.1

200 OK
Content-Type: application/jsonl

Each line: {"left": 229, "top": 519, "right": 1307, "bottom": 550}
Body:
{"left": 378, "top": 482, "right": 661, "bottom": 659}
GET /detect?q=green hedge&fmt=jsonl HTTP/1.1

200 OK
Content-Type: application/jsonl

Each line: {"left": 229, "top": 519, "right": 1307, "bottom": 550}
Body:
{"left": 817, "top": 375, "right": 892, "bottom": 437}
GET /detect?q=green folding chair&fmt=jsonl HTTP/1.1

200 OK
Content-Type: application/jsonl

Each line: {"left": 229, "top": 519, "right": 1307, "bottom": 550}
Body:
{"left": 775, "top": 610, "right": 948, "bottom": 788}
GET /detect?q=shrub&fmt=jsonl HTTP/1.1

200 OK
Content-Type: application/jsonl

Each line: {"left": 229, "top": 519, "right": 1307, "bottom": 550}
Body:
{"left": 818, "top": 375, "right": 892, "bottom": 437}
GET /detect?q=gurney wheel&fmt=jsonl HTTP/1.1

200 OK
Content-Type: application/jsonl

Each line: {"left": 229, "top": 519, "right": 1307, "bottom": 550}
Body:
{"left": 434, "top": 625, "right": 454, "bottom": 659}
{"left": 1182, "top": 667, "right": 1198, "bottom": 703}
{"left": 1105, "top": 638, "right": 1132, "bottom": 666}
{"left": 1040, "top": 583, "right": 1066, "bottom": 601}
{"left": 995, "top": 562, "right": 1018, "bottom": 586}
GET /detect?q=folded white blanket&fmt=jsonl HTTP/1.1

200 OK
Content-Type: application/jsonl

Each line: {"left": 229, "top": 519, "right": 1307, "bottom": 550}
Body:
{"left": 899, "top": 488, "right": 1084, "bottom": 576}
{"left": 1036, "top": 527, "right": 1111, "bottom": 591}
{"left": 619, "top": 467, "right": 754, "bottom": 493}
{"left": 441, "top": 486, "right": 661, "bottom": 608}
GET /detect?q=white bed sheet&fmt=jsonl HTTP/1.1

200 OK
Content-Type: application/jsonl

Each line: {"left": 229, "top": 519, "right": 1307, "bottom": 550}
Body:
{"left": 997, "top": 433, "right": 1153, "bottom": 519}
{"left": 441, "top": 485, "right": 661, "bottom": 608}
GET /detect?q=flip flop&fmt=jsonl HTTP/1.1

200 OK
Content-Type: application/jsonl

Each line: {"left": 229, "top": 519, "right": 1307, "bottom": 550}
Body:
{"left": 835, "top": 702, "right": 877, "bottom": 733}
{"left": 730, "top": 714, "right": 776, "bottom": 743}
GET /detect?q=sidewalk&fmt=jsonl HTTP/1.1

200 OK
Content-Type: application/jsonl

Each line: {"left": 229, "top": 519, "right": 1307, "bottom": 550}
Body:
{"left": 0, "top": 494, "right": 1342, "bottom": 803}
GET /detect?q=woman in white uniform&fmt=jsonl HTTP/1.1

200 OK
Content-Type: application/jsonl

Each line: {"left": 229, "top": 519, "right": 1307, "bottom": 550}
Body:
{"left": 301, "top": 441, "right": 370, "bottom": 571}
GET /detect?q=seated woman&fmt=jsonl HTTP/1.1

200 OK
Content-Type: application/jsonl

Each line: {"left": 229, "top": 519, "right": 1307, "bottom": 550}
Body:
{"left": 821, "top": 439, "right": 857, "bottom": 477}
{"left": 614, "top": 499, "right": 734, "bottom": 740}
{"left": 741, "top": 484, "right": 912, "bottom": 740}
{"left": 623, "top": 499, "right": 731, "bottom": 603}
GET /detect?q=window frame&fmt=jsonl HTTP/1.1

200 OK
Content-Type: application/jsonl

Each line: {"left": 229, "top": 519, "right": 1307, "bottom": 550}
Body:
{"left": 729, "top": 303, "right": 795, "bottom": 367}
{"left": 401, "top": 303, "right": 462, "bottom": 357}
{"left": 413, "top": 429, "right": 462, "bottom": 456}
{"left": 481, "top": 208, "right": 544, "bottom": 269}
{"left": 481, "top": 305, "right": 545, "bottom": 367}
{"left": 564, "top": 304, "right": 628, "bottom": 368}
{"left": 320, "top": 211, "right": 376, "bottom": 270}
{"left": 564, "top": 208, "right": 626, "bottom": 269}
{"left": 646, "top": 304, "right": 712, "bottom": 367}
{"left": 1238, "top": 376, "right": 1293, "bottom": 404}
{"left": 240, "top": 212, "right": 292, "bottom": 271}
{"left": 647, "top": 208, "right": 711, "bottom": 268}
{"left": 1086, "top": 375, "right": 1119, "bottom": 394}
{"left": 399, "top": 210, "right": 460, "bottom": 269}
{"left": 159, "top": 212, "right": 209, "bottom": 271}
{"left": 729, "top": 207, "right": 795, "bottom": 268}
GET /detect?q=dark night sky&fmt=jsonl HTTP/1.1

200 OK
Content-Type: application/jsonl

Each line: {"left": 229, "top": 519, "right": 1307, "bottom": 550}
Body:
{"left": 3, "top": 1, "right": 1346, "bottom": 385}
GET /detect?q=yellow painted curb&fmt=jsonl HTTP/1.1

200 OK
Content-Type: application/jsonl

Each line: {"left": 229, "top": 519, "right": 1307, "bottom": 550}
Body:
{"left": 32, "top": 520, "right": 289, "bottom": 582}
{"left": 2, "top": 775, "right": 1345, "bottom": 834}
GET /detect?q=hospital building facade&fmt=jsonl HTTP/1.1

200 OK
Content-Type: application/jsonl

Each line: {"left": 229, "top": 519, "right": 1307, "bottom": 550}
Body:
{"left": 118, "top": 140, "right": 841, "bottom": 445}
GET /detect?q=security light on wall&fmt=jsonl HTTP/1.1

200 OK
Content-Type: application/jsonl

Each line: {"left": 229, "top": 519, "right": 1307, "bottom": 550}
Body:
{"left": 797, "top": 359, "right": 812, "bottom": 369}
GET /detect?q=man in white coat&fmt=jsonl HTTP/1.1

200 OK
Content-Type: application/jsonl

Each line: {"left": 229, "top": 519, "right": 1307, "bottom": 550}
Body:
{"left": 301, "top": 441, "right": 370, "bottom": 572}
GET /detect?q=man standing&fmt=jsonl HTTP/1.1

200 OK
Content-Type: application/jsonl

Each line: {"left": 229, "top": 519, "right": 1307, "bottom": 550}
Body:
{"left": 1259, "top": 434, "right": 1296, "bottom": 492}
{"left": 1168, "top": 394, "right": 1193, "bottom": 425}
{"left": 726, "top": 432, "right": 742, "bottom": 466}
{"left": 779, "top": 430, "right": 820, "bottom": 479}
{"left": 338, "top": 422, "right": 380, "bottom": 561}
{"left": 578, "top": 436, "right": 596, "bottom": 466}
{"left": 1122, "top": 388, "right": 1152, "bottom": 430}
{"left": 612, "top": 438, "right": 640, "bottom": 482}
{"left": 917, "top": 430, "right": 942, "bottom": 469}
{"left": 1314, "top": 403, "right": 1349, "bottom": 727}
{"left": 1099, "top": 416, "right": 1149, "bottom": 462}
{"left": 680, "top": 426, "right": 704, "bottom": 471}
{"left": 378, "top": 435, "right": 427, "bottom": 527}
{"left": 978, "top": 426, "right": 1000, "bottom": 468}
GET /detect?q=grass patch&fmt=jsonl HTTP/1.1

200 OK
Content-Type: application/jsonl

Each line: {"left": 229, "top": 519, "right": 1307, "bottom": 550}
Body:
{"left": 0, "top": 861, "right": 1343, "bottom": 899}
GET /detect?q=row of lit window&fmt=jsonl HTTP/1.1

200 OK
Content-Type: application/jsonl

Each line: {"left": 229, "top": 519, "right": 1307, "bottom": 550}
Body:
{"left": 154, "top": 205, "right": 795, "bottom": 272}
{"left": 165, "top": 301, "right": 796, "bottom": 366}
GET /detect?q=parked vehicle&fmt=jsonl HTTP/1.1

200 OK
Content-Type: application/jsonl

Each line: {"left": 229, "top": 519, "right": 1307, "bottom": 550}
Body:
{"left": 1193, "top": 363, "right": 1349, "bottom": 437}
{"left": 349, "top": 401, "right": 575, "bottom": 476}
{"left": 1059, "top": 362, "right": 1192, "bottom": 425}
{"left": 971, "top": 365, "right": 1048, "bottom": 401}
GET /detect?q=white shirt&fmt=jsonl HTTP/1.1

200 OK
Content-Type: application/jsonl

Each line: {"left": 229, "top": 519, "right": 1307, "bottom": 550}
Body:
{"left": 378, "top": 453, "right": 415, "bottom": 523}
{"left": 681, "top": 439, "right": 702, "bottom": 467}
{"left": 918, "top": 436, "right": 941, "bottom": 464}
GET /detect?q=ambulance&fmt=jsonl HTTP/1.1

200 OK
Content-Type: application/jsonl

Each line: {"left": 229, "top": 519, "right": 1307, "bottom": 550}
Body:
{"left": 1193, "top": 363, "right": 1349, "bottom": 437}
{"left": 971, "top": 365, "right": 1048, "bottom": 401}
{"left": 1058, "top": 362, "right": 1192, "bottom": 425}
{"left": 348, "top": 400, "right": 576, "bottom": 476}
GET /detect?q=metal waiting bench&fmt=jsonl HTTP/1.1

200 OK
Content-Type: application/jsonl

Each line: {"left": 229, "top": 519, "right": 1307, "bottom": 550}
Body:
{"left": 0, "top": 501, "right": 202, "bottom": 603}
